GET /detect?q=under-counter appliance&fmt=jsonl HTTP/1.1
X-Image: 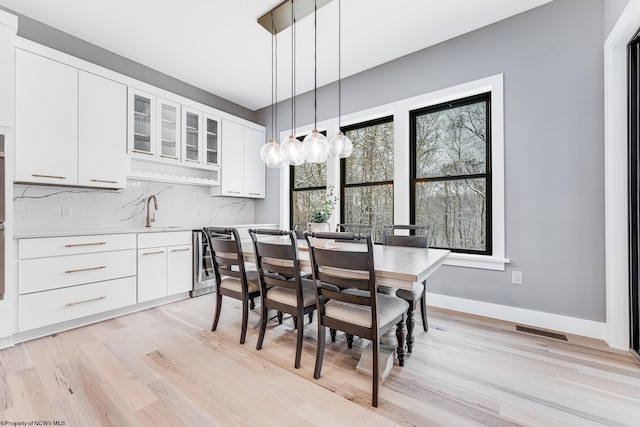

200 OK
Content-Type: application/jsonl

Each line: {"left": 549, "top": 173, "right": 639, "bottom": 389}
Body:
{"left": 191, "top": 229, "right": 216, "bottom": 297}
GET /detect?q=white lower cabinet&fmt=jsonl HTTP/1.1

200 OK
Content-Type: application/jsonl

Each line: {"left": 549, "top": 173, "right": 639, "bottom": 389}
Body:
{"left": 137, "top": 231, "right": 192, "bottom": 303}
{"left": 17, "top": 234, "right": 137, "bottom": 332}
{"left": 18, "top": 277, "right": 136, "bottom": 332}
{"left": 16, "top": 231, "right": 193, "bottom": 334}
{"left": 167, "top": 245, "right": 193, "bottom": 295}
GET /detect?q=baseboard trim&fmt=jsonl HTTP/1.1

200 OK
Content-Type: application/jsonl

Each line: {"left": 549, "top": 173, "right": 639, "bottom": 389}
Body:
{"left": 427, "top": 293, "right": 607, "bottom": 342}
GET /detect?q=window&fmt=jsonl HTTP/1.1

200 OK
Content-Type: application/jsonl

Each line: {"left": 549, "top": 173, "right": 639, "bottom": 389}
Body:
{"left": 290, "top": 137, "right": 327, "bottom": 229}
{"left": 341, "top": 116, "right": 394, "bottom": 243}
{"left": 411, "top": 93, "right": 491, "bottom": 254}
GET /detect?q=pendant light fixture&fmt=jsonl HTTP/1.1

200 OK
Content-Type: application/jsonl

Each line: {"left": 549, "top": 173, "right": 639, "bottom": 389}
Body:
{"left": 260, "top": 12, "right": 285, "bottom": 168}
{"left": 280, "top": 0, "right": 305, "bottom": 166}
{"left": 302, "top": 0, "right": 329, "bottom": 163}
{"left": 328, "top": 0, "right": 352, "bottom": 158}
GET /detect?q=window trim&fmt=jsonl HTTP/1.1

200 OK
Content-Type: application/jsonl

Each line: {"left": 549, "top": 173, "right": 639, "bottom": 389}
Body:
{"left": 280, "top": 74, "right": 508, "bottom": 270}
{"left": 409, "top": 92, "right": 493, "bottom": 256}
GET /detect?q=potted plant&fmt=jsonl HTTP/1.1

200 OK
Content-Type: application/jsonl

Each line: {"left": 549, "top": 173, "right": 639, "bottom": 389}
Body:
{"left": 308, "top": 185, "right": 338, "bottom": 233}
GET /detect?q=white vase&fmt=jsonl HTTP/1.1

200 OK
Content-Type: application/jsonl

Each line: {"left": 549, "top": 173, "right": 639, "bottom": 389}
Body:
{"left": 307, "top": 222, "right": 330, "bottom": 233}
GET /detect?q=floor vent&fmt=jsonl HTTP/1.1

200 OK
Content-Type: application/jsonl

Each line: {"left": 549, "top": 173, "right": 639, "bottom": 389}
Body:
{"left": 516, "top": 325, "right": 568, "bottom": 341}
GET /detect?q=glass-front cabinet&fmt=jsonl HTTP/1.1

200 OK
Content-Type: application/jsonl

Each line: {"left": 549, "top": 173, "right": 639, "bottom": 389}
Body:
{"left": 128, "top": 88, "right": 156, "bottom": 156}
{"left": 204, "top": 114, "right": 221, "bottom": 168}
{"left": 182, "top": 107, "right": 202, "bottom": 165}
{"left": 158, "top": 98, "right": 180, "bottom": 162}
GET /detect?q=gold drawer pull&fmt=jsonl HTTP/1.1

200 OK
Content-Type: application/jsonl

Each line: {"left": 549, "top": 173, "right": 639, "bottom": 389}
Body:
{"left": 65, "top": 296, "right": 106, "bottom": 307}
{"left": 65, "top": 266, "right": 106, "bottom": 274}
{"left": 90, "top": 179, "right": 118, "bottom": 184}
{"left": 142, "top": 250, "right": 165, "bottom": 256}
{"left": 65, "top": 242, "right": 107, "bottom": 248}
{"left": 171, "top": 248, "right": 190, "bottom": 253}
{"left": 32, "top": 174, "right": 66, "bottom": 179}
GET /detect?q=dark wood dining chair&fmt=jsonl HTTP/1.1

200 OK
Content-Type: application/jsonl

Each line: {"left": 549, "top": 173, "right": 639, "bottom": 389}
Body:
{"left": 335, "top": 223, "right": 373, "bottom": 240}
{"left": 293, "top": 222, "right": 307, "bottom": 240}
{"left": 305, "top": 231, "right": 408, "bottom": 407}
{"left": 383, "top": 224, "right": 430, "bottom": 353}
{"left": 203, "top": 227, "right": 260, "bottom": 345}
{"left": 249, "top": 229, "right": 316, "bottom": 369}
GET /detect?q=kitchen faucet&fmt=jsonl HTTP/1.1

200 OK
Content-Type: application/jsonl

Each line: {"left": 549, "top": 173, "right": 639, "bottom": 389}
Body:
{"left": 145, "top": 195, "right": 158, "bottom": 227}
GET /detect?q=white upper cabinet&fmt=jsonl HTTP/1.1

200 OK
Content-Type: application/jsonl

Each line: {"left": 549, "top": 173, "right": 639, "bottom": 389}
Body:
{"left": 181, "top": 107, "right": 203, "bottom": 166}
{"left": 15, "top": 49, "right": 78, "bottom": 186}
{"left": 244, "top": 126, "right": 265, "bottom": 198}
{"left": 158, "top": 98, "right": 181, "bottom": 162}
{"left": 78, "top": 71, "right": 127, "bottom": 188}
{"left": 15, "top": 49, "right": 127, "bottom": 189}
{"left": 0, "top": 12, "right": 17, "bottom": 128}
{"left": 212, "top": 119, "right": 265, "bottom": 198}
{"left": 128, "top": 88, "right": 157, "bottom": 158}
{"left": 218, "top": 119, "right": 244, "bottom": 196}
{"left": 204, "top": 114, "right": 221, "bottom": 169}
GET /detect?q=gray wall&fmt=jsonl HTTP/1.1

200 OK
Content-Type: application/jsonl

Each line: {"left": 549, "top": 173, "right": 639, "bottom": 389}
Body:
{"left": 605, "top": 0, "right": 630, "bottom": 36}
{"left": 257, "top": 0, "right": 606, "bottom": 322}
{"left": 0, "top": 6, "right": 256, "bottom": 122}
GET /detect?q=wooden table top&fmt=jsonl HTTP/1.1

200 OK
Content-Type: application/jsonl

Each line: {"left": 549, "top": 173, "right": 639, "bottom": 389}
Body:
{"left": 243, "top": 240, "right": 450, "bottom": 290}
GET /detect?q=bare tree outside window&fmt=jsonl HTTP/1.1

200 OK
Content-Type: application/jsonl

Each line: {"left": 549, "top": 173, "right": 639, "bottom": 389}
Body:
{"left": 411, "top": 94, "right": 491, "bottom": 254}
{"left": 342, "top": 117, "right": 394, "bottom": 243}
{"left": 291, "top": 161, "right": 327, "bottom": 228}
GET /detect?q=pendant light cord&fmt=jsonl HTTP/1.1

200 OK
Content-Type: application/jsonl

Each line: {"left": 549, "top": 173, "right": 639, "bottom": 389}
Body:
{"left": 314, "top": 0, "right": 318, "bottom": 129}
{"left": 291, "top": 0, "right": 296, "bottom": 136}
{"left": 337, "top": 0, "right": 341, "bottom": 127}
{"left": 271, "top": 13, "right": 276, "bottom": 140}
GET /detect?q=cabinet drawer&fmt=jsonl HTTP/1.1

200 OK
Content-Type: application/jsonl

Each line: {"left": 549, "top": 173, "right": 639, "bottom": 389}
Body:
{"left": 19, "top": 233, "right": 136, "bottom": 259}
{"left": 19, "top": 249, "right": 136, "bottom": 294}
{"left": 18, "top": 276, "right": 137, "bottom": 332}
{"left": 138, "top": 231, "right": 192, "bottom": 248}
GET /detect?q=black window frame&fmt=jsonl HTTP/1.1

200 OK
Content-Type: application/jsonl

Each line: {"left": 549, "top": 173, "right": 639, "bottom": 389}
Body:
{"left": 289, "top": 132, "right": 327, "bottom": 229}
{"left": 340, "top": 115, "right": 395, "bottom": 242}
{"left": 409, "top": 92, "right": 492, "bottom": 255}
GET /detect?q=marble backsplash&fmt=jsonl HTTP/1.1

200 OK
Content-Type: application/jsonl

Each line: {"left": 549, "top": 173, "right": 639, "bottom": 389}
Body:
{"left": 13, "top": 180, "right": 256, "bottom": 233}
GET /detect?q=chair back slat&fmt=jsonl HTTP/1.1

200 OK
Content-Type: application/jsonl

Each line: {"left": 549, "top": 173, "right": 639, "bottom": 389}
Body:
{"left": 312, "top": 246, "right": 370, "bottom": 271}
{"left": 316, "top": 270, "right": 370, "bottom": 293}
{"left": 383, "top": 224, "right": 430, "bottom": 248}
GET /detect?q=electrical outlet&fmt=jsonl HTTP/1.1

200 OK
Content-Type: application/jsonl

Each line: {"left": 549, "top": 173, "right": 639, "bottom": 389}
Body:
{"left": 199, "top": 208, "right": 205, "bottom": 217}
{"left": 62, "top": 206, "right": 73, "bottom": 218}
{"left": 512, "top": 270, "right": 523, "bottom": 285}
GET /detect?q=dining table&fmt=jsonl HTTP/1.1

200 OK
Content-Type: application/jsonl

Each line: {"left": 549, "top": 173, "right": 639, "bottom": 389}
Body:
{"left": 243, "top": 239, "right": 450, "bottom": 291}
{"left": 242, "top": 238, "right": 450, "bottom": 378}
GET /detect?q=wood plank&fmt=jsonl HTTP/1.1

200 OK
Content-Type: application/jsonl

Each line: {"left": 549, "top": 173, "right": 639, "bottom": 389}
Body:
{"left": 1, "top": 295, "right": 638, "bottom": 426}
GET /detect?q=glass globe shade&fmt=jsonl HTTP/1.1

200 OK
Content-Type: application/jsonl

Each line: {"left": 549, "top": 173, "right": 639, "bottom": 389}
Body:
{"left": 302, "top": 129, "right": 329, "bottom": 163}
{"left": 260, "top": 138, "right": 285, "bottom": 168}
{"left": 280, "top": 134, "right": 305, "bottom": 165}
{"left": 328, "top": 131, "right": 353, "bottom": 158}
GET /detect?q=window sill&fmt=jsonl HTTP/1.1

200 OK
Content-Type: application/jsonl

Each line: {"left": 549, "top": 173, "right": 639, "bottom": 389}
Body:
{"left": 443, "top": 252, "right": 510, "bottom": 271}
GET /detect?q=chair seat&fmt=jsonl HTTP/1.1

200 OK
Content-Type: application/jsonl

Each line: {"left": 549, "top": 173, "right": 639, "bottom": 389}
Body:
{"left": 396, "top": 282, "right": 424, "bottom": 301}
{"left": 325, "top": 294, "right": 409, "bottom": 328}
{"left": 267, "top": 285, "right": 316, "bottom": 307}
{"left": 220, "top": 270, "right": 260, "bottom": 294}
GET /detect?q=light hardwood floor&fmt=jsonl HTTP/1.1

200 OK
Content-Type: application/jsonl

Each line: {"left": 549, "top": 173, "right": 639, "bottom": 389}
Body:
{"left": 1, "top": 294, "right": 639, "bottom": 426}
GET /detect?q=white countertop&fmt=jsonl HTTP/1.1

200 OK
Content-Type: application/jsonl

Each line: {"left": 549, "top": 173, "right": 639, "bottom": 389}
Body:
{"left": 13, "top": 223, "right": 279, "bottom": 239}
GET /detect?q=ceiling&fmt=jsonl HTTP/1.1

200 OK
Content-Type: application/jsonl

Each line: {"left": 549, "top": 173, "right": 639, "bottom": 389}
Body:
{"left": 0, "top": 0, "right": 554, "bottom": 111}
